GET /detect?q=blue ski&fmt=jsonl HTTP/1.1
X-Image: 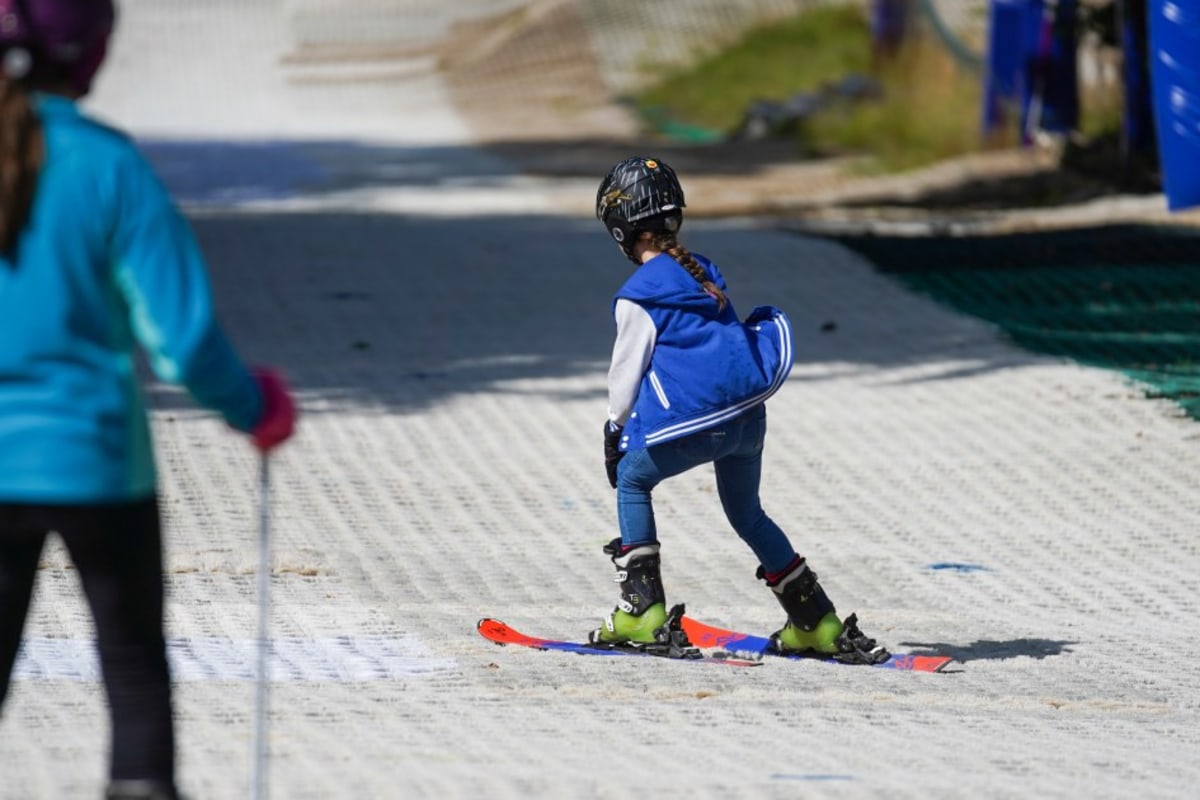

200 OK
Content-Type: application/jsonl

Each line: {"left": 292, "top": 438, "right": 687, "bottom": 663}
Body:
{"left": 681, "top": 616, "right": 955, "bottom": 672}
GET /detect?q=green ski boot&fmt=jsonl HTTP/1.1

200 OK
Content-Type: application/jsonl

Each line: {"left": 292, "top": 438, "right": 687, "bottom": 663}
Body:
{"left": 759, "top": 558, "right": 890, "bottom": 664}
{"left": 775, "top": 612, "right": 845, "bottom": 654}
{"left": 759, "top": 557, "right": 843, "bottom": 654}
{"left": 590, "top": 538, "right": 668, "bottom": 645}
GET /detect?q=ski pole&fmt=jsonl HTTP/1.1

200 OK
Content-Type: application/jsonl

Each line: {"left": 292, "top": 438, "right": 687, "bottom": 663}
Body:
{"left": 253, "top": 454, "right": 271, "bottom": 800}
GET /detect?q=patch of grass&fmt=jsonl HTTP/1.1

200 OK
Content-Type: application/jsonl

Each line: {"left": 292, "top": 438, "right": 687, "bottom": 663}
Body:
{"left": 805, "top": 39, "right": 989, "bottom": 172}
{"left": 1077, "top": 74, "right": 1123, "bottom": 142}
{"left": 633, "top": 5, "right": 871, "bottom": 134}
{"left": 632, "top": 6, "right": 1139, "bottom": 177}
{"left": 632, "top": 6, "right": 991, "bottom": 172}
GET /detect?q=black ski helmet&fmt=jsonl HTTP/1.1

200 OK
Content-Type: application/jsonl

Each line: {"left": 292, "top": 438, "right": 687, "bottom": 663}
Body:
{"left": 596, "top": 156, "right": 685, "bottom": 250}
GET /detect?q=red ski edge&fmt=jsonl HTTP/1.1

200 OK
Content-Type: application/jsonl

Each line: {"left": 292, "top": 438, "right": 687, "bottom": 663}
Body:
{"left": 477, "top": 618, "right": 762, "bottom": 667}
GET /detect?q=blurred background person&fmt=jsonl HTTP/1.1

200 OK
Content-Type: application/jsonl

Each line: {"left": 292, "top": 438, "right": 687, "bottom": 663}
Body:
{"left": 0, "top": 2, "right": 296, "bottom": 798}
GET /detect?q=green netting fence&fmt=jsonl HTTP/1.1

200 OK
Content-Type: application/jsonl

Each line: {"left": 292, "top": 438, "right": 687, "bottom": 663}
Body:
{"left": 825, "top": 225, "right": 1200, "bottom": 419}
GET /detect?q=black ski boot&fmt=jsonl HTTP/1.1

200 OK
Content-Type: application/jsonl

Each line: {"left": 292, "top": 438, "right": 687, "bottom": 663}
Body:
{"left": 590, "top": 538, "right": 669, "bottom": 644}
{"left": 588, "top": 539, "right": 700, "bottom": 658}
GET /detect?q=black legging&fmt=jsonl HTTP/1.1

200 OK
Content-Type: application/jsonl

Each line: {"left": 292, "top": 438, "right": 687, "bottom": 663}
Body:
{"left": 0, "top": 497, "right": 175, "bottom": 786}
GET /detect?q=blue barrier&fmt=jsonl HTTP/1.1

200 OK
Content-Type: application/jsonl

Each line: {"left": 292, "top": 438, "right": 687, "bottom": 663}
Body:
{"left": 983, "top": 0, "right": 1077, "bottom": 141}
{"left": 983, "top": 0, "right": 1042, "bottom": 134}
{"left": 1150, "top": 0, "right": 1200, "bottom": 210}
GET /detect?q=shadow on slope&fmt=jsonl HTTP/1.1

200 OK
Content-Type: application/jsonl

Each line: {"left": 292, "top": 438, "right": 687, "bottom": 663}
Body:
{"left": 138, "top": 138, "right": 1052, "bottom": 416}
{"left": 148, "top": 210, "right": 1050, "bottom": 417}
{"left": 900, "top": 638, "right": 1077, "bottom": 663}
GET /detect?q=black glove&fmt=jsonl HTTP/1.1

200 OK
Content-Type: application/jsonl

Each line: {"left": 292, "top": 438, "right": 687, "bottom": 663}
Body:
{"left": 604, "top": 420, "right": 625, "bottom": 489}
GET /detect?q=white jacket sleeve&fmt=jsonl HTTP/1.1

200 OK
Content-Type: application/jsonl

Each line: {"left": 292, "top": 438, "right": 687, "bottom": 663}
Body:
{"left": 608, "top": 298, "right": 656, "bottom": 425}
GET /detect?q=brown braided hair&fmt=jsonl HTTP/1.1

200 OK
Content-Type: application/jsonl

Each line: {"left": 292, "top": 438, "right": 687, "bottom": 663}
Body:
{"left": 646, "top": 231, "right": 728, "bottom": 311}
{"left": 0, "top": 75, "right": 44, "bottom": 260}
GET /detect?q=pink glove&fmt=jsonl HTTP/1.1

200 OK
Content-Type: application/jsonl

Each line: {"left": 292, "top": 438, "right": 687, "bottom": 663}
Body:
{"left": 250, "top": 367, "right": 296, "bottom": 452}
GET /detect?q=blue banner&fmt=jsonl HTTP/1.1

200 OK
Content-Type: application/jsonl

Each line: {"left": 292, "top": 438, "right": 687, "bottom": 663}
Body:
{"left": 1149, "top": 0, "right": 1200, "bottom": 210}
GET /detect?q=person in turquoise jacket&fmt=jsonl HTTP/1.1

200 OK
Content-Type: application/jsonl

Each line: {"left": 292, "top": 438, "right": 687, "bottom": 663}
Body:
{"left": 0, "top": 3, "right": 296, "bottom": 799}
{"left": 591, "top": 156, "right": 886, "bottom": 665}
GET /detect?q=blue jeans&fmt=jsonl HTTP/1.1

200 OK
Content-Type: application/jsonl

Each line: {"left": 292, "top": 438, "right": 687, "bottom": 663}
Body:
{"left": 615, "top": 404, "right": 796, "bottom": 574}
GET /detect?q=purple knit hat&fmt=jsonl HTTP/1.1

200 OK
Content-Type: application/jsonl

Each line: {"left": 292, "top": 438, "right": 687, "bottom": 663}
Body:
{"left": 0, "top": 0, "right": 115, "bottom": 94}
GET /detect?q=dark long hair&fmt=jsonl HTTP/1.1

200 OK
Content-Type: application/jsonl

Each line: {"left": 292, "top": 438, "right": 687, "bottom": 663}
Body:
{"left": 646, "top": 231, "right": 729, "bottom": 311}
{"left": 0, "top": 73, "right": 43, "bottom": 259}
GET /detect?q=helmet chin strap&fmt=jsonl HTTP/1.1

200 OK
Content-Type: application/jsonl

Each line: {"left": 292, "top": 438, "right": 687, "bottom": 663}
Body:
{"left": 620, "top": 241, "right": 642, "bottom": 266}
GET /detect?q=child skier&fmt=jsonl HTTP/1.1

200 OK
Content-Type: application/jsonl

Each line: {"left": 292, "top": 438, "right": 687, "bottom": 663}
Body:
{"left": 592, "top": 156, "right": 885, "bottom": 664}
{"left": 0, "top": 2, "right": 296, "bottom": 798}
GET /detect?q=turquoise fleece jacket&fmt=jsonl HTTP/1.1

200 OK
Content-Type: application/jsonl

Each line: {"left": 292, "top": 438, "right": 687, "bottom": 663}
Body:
{"left": 0, "top": 94, "right": 261, "bottom": 503}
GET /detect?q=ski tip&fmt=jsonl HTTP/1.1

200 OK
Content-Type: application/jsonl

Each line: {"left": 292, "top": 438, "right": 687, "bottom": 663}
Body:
{"left": 929, "top": 656, "right": 957, "bottom": 673}
{"left": 477, "top": 618, "right": 515, "bottom": 643}
{"left": 886, "top": 653, "right": 957, "bottom": 673}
